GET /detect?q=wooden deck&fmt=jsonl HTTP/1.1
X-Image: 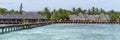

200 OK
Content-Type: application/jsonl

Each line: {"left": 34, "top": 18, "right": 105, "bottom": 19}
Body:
{"left": 54, "top": 21, "right": 120, "bottom": 24}
{"left": 0, "top": 20, "right": 120, "bottom": 34}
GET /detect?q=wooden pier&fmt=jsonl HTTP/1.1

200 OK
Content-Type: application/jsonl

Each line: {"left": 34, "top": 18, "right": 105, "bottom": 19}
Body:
{"left": 54, "top": 21, "right": 120, "bottom": 24}
{"left": 0, "top": 22, "right": 52, "bottom": 34}
{"left": 0, "top": 20, "right": 120, "bottom": 34}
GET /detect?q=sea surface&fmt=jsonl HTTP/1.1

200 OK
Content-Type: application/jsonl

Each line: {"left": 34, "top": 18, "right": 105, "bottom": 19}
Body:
{"left": 0, "top": 24, "right": 120, "bottom": 40}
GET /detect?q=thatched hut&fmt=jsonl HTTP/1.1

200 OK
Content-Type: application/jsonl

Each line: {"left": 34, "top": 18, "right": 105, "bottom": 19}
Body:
{"left": 0, "top": 12, "right": 47, "bottom": 24}
{"left": 69, "top": 13, "right": 110, "bottom": 22}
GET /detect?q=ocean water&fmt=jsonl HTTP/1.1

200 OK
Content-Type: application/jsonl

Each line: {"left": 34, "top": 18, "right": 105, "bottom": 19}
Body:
{"left": 0, "top": 24, "right": 120, "bottom": 40}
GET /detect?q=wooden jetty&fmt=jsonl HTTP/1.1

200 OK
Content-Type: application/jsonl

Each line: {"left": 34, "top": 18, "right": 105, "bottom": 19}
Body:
{"left": 0, "top": 22, "right": 52, "bottom": 34}
{"left": 54, "top": 21, "right": 120, "bottom": 24}
{"left": 0, "top": 20, "right": 120, "bottom": 34}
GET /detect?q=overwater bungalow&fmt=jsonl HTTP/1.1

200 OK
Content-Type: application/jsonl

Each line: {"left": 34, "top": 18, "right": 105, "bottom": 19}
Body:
{"left": 69, "top": 15, "right": 81, "bottom": 22}
{"left": 77, "top": 13, "right": 86, "bottom": 22}
{"left": 87, "top": 15, "right": 96, "bottom": 22}
{"left": 69, "top": 13, "right": 110, "bottom": 23}
{"left": 0, "top": 12, "right": 47, "bottom": 24}
{"left": 99, "top": 13, "right": 110, "bottom": 22}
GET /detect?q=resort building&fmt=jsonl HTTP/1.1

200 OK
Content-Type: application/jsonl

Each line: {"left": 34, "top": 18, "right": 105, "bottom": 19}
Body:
{"left": 0, "top": 12, "right": 47, "bottom": 24}
{"left": 98, "top": 13, "right": 110, "bottom": 22}
{"left": 69, "top": 13, "right": 110, "bottom": 22}
{"left": 69, "top": 15, "right": 81, "bottom": 22}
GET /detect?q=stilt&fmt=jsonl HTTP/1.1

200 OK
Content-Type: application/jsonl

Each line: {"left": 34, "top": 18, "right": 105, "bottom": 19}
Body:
{"left": 2, "top": 27, "right": 4, "bottom": 34}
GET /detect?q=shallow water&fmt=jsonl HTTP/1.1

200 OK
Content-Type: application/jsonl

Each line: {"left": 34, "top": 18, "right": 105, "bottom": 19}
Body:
{"left": 0, "top": 24, "right": 120, "bottom": 40}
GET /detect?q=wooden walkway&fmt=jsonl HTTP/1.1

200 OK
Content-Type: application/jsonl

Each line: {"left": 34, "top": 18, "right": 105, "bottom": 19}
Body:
{"left": 54, "top": 21, "right": 120, "bottom": 24}
{"left": 0, "top": 22, "right": 53, "bottom": 34}
{"left": 0, "top": 21, "right": 120, "bottom": 34}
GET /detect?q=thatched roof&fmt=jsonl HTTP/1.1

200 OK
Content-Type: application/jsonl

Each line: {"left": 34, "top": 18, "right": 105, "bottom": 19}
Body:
{"left": 69, "top": 15, "right": 81, "bottom": 20}
{"left": 69, "top": 13, "right": 110, "bottom": 21}
{"left": 83, "top": 14, "right": 89, "bottom": 20}
{"left": 106, "top": 15, "right": 110, "bottom": 20}
{"left": 0, "top": 12, "right": 47, "bottom": 19}
{"left": 99, "top": 14, "right": 107, "bottom": 20}
{"left": 77, "top": 13, "right": 85, "bottom": 20}
{"left": 87, "top": 15, "right": 96, "bottom": 21}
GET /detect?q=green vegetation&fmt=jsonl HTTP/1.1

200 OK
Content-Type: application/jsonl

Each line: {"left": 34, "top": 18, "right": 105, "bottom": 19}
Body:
{"left": 0, "top": 3, "right": 22, "bottom": 15}
{"left": 38, "top": 7, "right": 120, "bottom": 21}
{"left": 38, "top": 8, "right": 70, "bottom": 21}
{"left": 106, "top": 10, "right": 120, "bottom": 21}
{"left": 50, "top": 9, "right": 70, "bottom": 21}
{"left": 0, "top": 8, "right": 20, "bottom": 15}
{"left": 38, "top": 7, "right": 51, "bottom": 19}
{"left": 20, "top": 3, "right": 23, "bottom": 14}
{"left": 0, "top": 6, "right": 120, "bottom": 21}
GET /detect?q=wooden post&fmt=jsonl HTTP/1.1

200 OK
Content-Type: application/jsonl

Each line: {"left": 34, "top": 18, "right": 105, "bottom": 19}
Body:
{"left": 4, "top": 28, "right": 6, "bottom": 33}
{"left": 8, "top": 27, "right": 10, "bottom": 32}
{"left": 2, "top": 27, "right": 4, "bottom": 34}
{"left": 16, "top": 27, "right": 18, "bottom": 30}
{"left": 14, "top": 27, "right": 16, "bottom": 31}
{"left": 10, "top": 27, "right": 13, "bottom": 32}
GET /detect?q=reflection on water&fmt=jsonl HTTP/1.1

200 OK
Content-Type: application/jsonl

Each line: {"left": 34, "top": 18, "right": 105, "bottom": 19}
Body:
{"left": 0, "top": 24, "right": 120, "bottom": 40}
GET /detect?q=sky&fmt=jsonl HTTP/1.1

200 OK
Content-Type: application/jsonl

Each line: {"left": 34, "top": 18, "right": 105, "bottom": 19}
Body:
{"left": 0, "top": 0, "right": 120, "bottom": 11}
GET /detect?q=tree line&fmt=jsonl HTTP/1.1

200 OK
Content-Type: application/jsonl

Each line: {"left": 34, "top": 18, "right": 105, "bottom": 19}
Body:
{"left": 0, "top": 7, "right": 120, "bottom": 21}
{"left": 38, "top": 7, "right": 120, "bottom": 21}
{"left": 0, "top": 8, "right": 20, "bottom": 15}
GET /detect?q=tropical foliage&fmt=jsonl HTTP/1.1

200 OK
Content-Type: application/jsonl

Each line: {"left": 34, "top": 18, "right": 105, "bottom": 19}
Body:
{"left": 0, "top": 7, "right": 120, "bottom": 21}
{"left": 38, "top": 7, "right": 51, "bottom": 19}
{"left": 0, "top": 8, "right": 20, "bottom": 15}
{"left": 38, "top": 7, "right": 120, "bottom": 21}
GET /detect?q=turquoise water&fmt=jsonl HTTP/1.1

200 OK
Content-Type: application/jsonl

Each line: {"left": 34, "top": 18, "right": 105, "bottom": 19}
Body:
{"left": 0, "top": 24, "right": 120, "bottom": 40}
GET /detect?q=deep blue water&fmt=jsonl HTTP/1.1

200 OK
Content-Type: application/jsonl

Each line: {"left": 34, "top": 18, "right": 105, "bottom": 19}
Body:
{"left": 0, "top": 24, "right": 120, "bottom": 40}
